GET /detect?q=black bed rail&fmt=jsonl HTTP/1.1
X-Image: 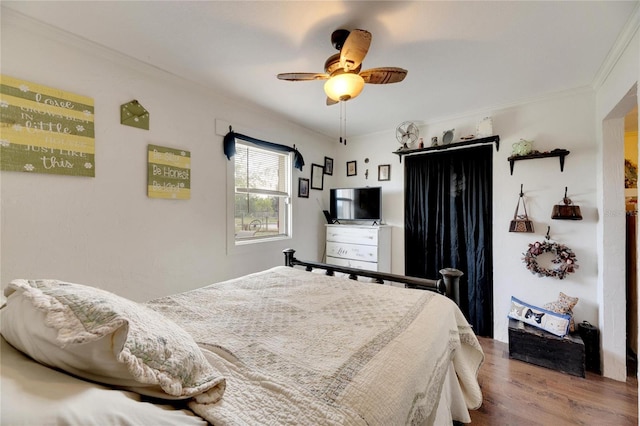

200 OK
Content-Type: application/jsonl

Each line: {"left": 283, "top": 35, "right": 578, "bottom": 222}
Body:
{"left": 283, "top": 248, "right": 447, "bottom": 296}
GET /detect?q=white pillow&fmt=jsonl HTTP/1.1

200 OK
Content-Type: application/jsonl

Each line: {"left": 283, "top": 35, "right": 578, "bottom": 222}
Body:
{"left": 1, "top": 279, "right": 225, "bottom": 402}
{"left": 1, "top": 337, "right": 209, "bottom": 426}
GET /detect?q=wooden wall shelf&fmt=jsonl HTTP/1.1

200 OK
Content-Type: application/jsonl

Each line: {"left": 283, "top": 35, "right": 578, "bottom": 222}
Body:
{"left": 507, "top": 149, "right": 570, "bottom": 175}
{"left": 393, "top": 135, "right": 500, "bottom": 162}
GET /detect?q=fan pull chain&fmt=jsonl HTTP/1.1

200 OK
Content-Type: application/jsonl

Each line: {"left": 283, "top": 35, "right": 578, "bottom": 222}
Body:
{"left": 338, "top": 101, "right": 343, "bottom": 144}
{"left": 338, "top": 101, "right": 347, "bottom": 145}
{"left": 342, "top": 101, "right": 347, "bottom": 145}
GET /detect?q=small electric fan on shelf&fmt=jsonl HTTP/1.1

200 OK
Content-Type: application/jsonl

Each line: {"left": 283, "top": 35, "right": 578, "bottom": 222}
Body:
{"left": 396, "top": 121, "right": 419, "bottom": 150}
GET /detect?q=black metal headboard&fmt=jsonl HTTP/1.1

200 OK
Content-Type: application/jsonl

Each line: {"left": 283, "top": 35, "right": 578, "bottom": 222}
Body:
{"left": 283, "top": 248, "right": 447, "bottom": 296}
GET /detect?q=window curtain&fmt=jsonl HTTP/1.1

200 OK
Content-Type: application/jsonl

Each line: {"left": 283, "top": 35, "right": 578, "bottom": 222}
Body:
{"left": 223, "top": 130, "right": 305, "bottom": 171}
{"left": 404, "top": 145, "right": 493, "bottom": 337}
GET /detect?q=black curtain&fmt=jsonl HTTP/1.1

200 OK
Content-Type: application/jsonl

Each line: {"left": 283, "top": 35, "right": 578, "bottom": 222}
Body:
{"left": 223, "top": 130, "right": 305, "bottom": 171}
{"left": 404, "top": 145, "right": 493, "bottom": 337}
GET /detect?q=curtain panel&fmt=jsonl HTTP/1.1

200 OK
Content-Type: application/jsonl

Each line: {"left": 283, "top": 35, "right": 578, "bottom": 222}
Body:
{"left": 404, "top": 145, "right": 493, "bottom": 336}
{"left": 223, "top": 130, "right": 305, "bottom": 172}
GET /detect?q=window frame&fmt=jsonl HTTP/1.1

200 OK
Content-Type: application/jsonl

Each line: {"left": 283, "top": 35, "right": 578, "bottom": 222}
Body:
{"left": 227, "top": 139, "right": 293, "bottom": 250}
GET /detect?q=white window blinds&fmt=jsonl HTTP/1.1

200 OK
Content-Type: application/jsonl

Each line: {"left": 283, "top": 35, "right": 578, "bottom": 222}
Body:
{"left": 235, "top": 143, "right": 288, "bottom": 196}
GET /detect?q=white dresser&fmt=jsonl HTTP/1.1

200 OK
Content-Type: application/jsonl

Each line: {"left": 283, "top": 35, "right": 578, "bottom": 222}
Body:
{"left": 325, "top": 224, "right": 391, "bottom": 272}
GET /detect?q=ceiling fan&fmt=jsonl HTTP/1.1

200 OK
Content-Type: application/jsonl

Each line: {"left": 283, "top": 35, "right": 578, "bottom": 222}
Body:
{"left": 277, "top": 29, "right": 408, "bottom": 105}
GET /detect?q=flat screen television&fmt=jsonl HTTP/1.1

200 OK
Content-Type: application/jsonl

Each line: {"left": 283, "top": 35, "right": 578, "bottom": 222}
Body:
{"left": 329, "top": 187, "right": 382, "bottom": 223}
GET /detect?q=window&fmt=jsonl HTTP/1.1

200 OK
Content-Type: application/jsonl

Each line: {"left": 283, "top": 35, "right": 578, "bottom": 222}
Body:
{"left": 233, "top": 141, "right": 291, "bottom": 243}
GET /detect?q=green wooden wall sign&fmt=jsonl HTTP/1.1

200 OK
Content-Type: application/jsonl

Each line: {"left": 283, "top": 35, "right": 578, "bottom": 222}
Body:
{"left": 0, "top": 75, "right": 95, "bottom": 177}
{"left": 147, "top": 144, "right": 191, "bottom": 200}
{"left": 120, "top": 100, "right": 149, "bottom": 130}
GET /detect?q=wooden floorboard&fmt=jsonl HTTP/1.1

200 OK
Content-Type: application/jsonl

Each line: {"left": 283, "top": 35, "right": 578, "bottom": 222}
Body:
{"left": 469, "top": 337, "right": 638, "bottom": 425}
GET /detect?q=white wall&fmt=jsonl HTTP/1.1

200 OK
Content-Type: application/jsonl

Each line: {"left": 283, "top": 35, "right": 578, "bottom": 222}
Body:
{"left": 0, "top": 11, "right": 332, "bottom": 302}
{"left": 328, "top": 127, "right": 405, "bottom": 269}
{"left": 336, "top": 90, "right": 599, "bottom": 343}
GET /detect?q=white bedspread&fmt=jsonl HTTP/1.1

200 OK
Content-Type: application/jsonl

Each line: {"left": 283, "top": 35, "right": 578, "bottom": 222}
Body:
{"left": 146, "top": 266, "right": 483, "bottom": 425}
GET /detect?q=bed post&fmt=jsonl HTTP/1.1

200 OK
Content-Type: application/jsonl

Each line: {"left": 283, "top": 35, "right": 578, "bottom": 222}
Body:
{"left": 283, "top": 248, "right": 295, "bottom": 267}
{"left": 439, "top": 268, "right": 464, "bottom": 306}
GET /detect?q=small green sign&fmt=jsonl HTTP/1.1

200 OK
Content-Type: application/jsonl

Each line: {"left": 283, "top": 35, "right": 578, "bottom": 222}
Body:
{"left": 147, "top": 144, "right": 191, "bottom": 200}
{"left": 120, "top": 100, "right": 149, "bottom": 130}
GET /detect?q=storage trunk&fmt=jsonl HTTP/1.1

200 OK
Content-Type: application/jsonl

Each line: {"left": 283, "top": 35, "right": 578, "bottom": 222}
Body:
{"left": 508, "top": 319, "right": 585, "bottom": 377}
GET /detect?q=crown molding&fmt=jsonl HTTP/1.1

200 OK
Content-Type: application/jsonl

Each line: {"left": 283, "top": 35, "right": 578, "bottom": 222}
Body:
{"left": 420, "top": 86, "right": 594, "bottom": 128}
{"left": 1, "top": 7, "right": 205, "bottom": 90}
{"left": 592, "top": 2, "right": 640, "bottom": 91}
{"left": 1, "top": 7, "right": 333, "bottom": 143}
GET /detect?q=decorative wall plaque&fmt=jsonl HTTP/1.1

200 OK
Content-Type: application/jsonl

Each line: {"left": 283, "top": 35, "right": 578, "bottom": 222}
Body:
{"left": 0, "top": 75, "right": 95, "bottom": 177}
{"left": 147, "top": 144, "right": 190, "bottom": 200}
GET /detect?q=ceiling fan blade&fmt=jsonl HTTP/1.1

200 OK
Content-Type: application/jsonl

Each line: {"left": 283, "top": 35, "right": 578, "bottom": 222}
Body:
{"left": 339, "top": 29, "right": 371, "bottom": 72}
{"left": 277, "top": 72, "right": 329, "bottom": 81}
{"left": 360, "top": 67, "right": 407, "bottom": 84}
{"left": 326, "top": 97, "right": 338, "bottom": 106}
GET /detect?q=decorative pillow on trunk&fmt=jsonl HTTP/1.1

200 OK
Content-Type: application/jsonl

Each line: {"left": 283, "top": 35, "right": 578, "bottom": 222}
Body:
{"left": 508, "top": 296, "right": 571, "bottom": 337}
{"left": 543, "top": 292, "right": 578, "bottom": 332}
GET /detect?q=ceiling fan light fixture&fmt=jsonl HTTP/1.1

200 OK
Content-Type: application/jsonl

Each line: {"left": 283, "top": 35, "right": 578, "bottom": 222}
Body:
{"left": 324, "top": 73, "right": 365, "bottom": 101}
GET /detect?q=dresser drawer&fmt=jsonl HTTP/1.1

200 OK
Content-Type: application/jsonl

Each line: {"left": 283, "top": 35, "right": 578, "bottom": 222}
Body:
{"left": 326, "top": 255, "right": 377, "bottom": 271}
{"left": 326, "top": 241, "right": 378, "bottom": 263}
{"left": 324, "top": 225, "right": 391, "bottom": 273}
{"left": 326, "top": 226, "right": 378, "bottom": 245}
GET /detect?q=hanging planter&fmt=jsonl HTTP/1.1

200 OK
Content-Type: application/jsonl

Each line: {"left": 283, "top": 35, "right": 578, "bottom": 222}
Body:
{"left": 523, "top": 227, "right": 578, "bottom": 279}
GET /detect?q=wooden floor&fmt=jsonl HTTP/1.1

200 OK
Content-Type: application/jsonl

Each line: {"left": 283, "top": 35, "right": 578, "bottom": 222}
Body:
{"left": 469, "top": 337, "right": 638, "bottom": 425}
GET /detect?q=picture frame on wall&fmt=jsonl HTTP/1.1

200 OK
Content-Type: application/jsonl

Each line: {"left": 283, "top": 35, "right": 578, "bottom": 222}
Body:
{"left": 298, "top": 177, "right": 309, "bottom": 198}
{"left": 311, "top": 163, "right": 324, "bottom": 190}
{"left": 347, "top": 161, "right": 357, "bottom": 177}
{"left": 324, "top": 156, "right": 334, "bottom": 175}
{"left": 378, "top": 164, "right": 391, "bottom": 181}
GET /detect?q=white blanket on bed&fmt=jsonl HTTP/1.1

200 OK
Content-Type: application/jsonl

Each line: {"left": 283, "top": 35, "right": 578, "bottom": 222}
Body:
{"left": 145, "top": 266, "right": 483, "bottom": 425}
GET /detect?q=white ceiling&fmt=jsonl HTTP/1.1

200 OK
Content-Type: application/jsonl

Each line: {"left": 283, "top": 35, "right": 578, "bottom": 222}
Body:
{"left": 3, "top": 1, "right": 637, "bottom": 139}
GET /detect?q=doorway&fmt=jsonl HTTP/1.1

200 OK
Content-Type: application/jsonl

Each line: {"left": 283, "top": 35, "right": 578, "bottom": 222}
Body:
{"left": 601, "top": 83, "right": 638, "bottom": 381}
{"left": 625, "top": 106, "right": 638, "bottom": 377}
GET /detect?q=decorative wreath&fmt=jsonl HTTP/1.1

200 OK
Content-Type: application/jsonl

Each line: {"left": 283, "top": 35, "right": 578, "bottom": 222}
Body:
{"left": 523, "top": 240, "right": 578, "bottom": 279}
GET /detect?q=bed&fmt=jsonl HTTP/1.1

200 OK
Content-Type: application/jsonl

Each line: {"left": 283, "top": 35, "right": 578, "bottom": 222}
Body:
{"left": 1, "top": 250, "right": 484, "bottom": 425}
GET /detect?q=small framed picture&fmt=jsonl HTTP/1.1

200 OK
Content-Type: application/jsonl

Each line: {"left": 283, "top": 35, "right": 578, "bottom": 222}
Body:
{"left": 346, "top": 160, "right": 357, "bottom": 177}
{"left": 311, "top": 163, "right": 324, "bottom": 190}
{"left": 324, "top": 157, "right": 334, "bottom": 175}
{"left": 378, "top": 164, "right": 391, "bottom": 181}
{"left": 298, "top": 177, "right": 309, "bottom": 198}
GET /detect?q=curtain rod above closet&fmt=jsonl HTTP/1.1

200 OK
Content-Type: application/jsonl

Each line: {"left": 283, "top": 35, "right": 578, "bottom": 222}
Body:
{"left": 393, "top": 135, "right": 500, "bottom": 163}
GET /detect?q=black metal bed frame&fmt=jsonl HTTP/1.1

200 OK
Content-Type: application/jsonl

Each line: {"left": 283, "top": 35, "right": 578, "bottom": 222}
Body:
{"left": 283, "top": 248, "right": 447, "bottom": 295}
